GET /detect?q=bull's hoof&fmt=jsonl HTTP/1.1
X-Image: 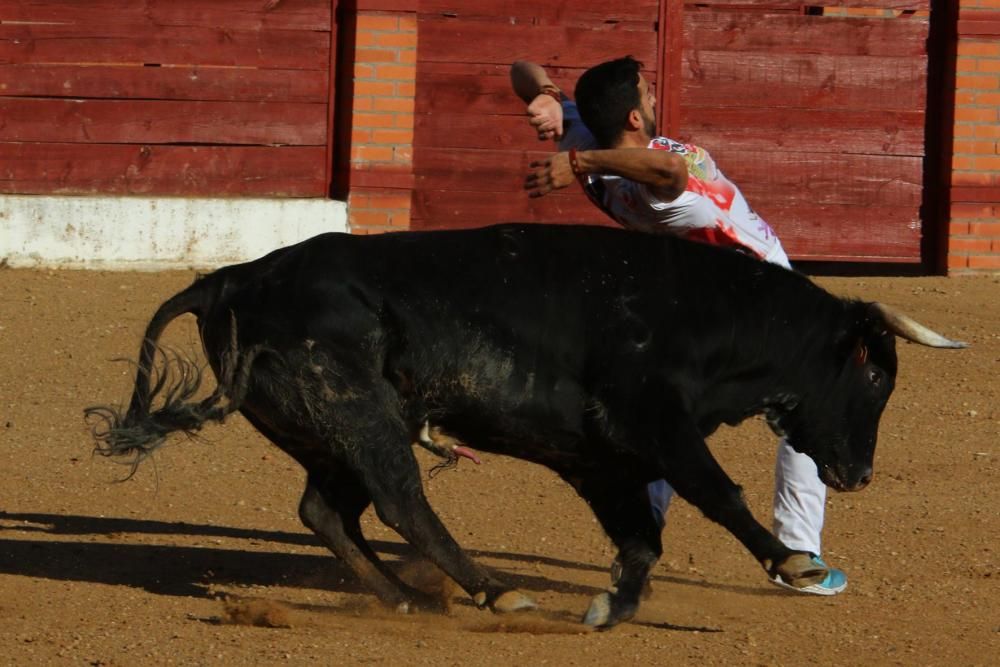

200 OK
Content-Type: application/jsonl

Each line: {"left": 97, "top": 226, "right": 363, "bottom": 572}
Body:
{"left": 582, "top": 592, "right": 612, "bottom": 627}
{"left": 388, "top": 586, "right": 454, "bottom": 615}
{"left": 491, "top": 590, "right": 538, "bottom": 613}
{"left": 582, "top": 591, "right": 636, "bottom": 629}
{"left": 774, "top": 553, "right": 828, "bottom": 589}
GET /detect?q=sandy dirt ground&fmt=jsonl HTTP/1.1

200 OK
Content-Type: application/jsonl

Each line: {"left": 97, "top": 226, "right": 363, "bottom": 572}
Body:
{"left": 0, "top": 266, "right": 997, "bottom": 666}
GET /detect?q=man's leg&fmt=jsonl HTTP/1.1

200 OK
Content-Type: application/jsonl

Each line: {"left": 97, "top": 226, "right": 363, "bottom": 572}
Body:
{"left": 773, "top": 438, "right": 825, "bottom": 553}
{"left": 646, "top": 478, "right": 673, "bottom": 529}
{"left": 771, "top": 437, "right": 847, "bottom": 595}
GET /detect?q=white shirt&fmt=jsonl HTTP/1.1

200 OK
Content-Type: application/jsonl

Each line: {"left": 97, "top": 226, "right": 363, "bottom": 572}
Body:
{"left": 559, "top": 101, "right": 790, "bottom": 269}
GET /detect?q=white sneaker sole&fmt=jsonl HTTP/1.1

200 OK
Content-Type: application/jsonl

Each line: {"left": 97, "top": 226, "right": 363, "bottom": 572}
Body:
{"left": 769, "top": 576, "right": 847, "bottom": 596}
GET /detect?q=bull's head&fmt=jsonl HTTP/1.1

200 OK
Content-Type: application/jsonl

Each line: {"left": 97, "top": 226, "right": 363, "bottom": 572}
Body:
{"left": 768, "top": 303, "right": 966, "bottom": 492}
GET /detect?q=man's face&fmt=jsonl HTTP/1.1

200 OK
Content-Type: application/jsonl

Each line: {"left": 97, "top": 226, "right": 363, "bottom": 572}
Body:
{"left": 637, "top": 75, "right": 657, "bottom": 138}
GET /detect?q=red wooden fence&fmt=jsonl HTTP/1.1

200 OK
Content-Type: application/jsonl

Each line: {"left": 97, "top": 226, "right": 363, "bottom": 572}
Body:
{"left": 1, "top": 0, "right": 942, "bottom": 263}
{"left": 0, "top": 0, "right": 334, "bottom": 197}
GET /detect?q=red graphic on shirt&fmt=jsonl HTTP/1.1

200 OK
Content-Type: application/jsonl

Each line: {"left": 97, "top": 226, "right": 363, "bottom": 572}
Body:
{"left": 648, "top": 139, "right": 737, "bottom": 214}
{"left": 684, "top": 222, "right": 754, "bottom": 255}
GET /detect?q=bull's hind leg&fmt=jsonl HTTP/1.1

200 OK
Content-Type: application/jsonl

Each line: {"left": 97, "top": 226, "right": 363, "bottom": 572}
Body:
{"left": 570, "top": 475, "right": 662, "bottom": 628}
{"left": 298, "top": 475, "right": 448, "bottom": 612}
{"left": 239, "top": 413, "right": 438, "bottom": 611}
{"left": 341, "top": 409, "right": 535, "bottom": 614}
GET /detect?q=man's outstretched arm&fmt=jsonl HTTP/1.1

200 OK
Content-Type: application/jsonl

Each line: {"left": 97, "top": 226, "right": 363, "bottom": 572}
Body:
{"left": 511, "top": 60, "right": 564, "bottom": 141}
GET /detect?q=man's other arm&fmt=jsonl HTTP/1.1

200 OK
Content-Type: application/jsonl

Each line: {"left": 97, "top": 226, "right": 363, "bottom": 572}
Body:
{"left": 525, "top": 148, "right": 688, "bottom": 201}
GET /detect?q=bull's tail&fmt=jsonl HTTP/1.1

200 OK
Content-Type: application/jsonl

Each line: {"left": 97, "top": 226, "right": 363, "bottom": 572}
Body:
{"left": 85, "top": 280, "right": 259, "bottom": 477}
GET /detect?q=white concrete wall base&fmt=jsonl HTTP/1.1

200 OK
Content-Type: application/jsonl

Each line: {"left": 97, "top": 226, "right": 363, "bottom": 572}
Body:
{"left": 0, "top": 195, "right": 348, "bottom": 270}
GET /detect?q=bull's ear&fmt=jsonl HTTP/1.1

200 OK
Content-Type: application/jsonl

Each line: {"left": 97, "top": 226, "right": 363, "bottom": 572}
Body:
{"left": 832, "top": 301, "right": 877, "bottom": 360}
{"left": 853, "top": 341, "right": 869, "bottom": 366}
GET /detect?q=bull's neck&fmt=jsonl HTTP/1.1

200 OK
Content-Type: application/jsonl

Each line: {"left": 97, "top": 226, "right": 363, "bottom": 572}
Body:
{"left": 692, "top": 276, "right": 836, "bottom": 431}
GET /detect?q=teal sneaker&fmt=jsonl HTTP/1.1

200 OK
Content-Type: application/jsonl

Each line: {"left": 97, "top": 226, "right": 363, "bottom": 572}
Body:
{"left": 769, "top": 554, "right": 847, "bottom": 596}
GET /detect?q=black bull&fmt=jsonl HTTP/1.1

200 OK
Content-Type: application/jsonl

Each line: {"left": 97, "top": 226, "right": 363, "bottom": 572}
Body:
{"left": 87, "top": 223, "right": 965, "bottom": 628}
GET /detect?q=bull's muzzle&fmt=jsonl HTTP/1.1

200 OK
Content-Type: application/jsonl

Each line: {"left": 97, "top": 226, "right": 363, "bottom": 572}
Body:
{"left": 849, "top": 466, "right": 874, "bottom": 491}
{"left": 820, "top": 464, "right": 873, "bottom": 492}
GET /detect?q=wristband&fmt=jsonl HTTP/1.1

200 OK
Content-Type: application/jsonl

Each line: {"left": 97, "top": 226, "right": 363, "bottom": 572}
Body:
{"left": 568, "top": 148, "right": 584, "bottom": 176}
{"left": 538, "top": 85, "right": 562, "bottom": 103}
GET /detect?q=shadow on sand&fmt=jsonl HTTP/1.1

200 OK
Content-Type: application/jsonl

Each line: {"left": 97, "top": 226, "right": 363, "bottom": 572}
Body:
{"left": 0, "top": 511, "right": 778, "bottom": 615}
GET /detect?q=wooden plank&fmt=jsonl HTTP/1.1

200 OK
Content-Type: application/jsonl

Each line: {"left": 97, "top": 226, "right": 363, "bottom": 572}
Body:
{"left": 0, "top": 142, "right": 327, "bottom": 196}
{"left": 765, "top": 204, "right": 921, "bottom": 260}
{"left": 417, "top": 19, "right": 658, "bottom": 67}
{"left": 680, "top": 108, "right": 926, "bottom": 156}
{"left": 681, "top": 51, "right": 926, "bottom": 111}
{"left": 417, "top": 61, "right": 585, "bottom": 79}
{"left": 712, "top": 150, "right": 923, "bottom": 208}
{"left": 0, "top": 98, "right": 328, "bottom": 145}
{"left": 414, "top": 113, "right": 541, "bottom": 149}
{"left": 682, "top": 1, "right": 929, "bottom": 10}
{"left": 414, "top": 148, "right": 542, "bottom": 192}
{"left": 0, "top": 23, "right": 329, "bottom": 69}
{"left": 1, "top": 0, "right": 331, "bottom": 31}
{"left": 415, "top": 70, "right": 556, "bottom": 117}
{"left": 0, "top": 64, "right": 328, "bottom": 103}
{"left": 419, "top": 0, "right": 661, "bottom": 25}
{"left": 684, "top": 11, "right": 928, "bottom": 57}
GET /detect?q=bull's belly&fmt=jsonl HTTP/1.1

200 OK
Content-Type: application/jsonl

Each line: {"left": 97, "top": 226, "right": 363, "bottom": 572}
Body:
{"left": 425, "top": 410, "right": 649, "bottom": 481}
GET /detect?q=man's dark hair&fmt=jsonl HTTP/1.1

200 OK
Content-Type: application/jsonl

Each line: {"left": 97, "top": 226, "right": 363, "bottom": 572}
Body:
{"left": 574, "top": 56, "right": 643, "bottom": 148}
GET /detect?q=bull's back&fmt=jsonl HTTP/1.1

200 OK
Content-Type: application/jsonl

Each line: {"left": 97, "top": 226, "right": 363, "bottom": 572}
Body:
{"left": 283, "top": 223, "right": 752, "bottom": 321}
{"left": 203, "top": 223, "right": 820, "bottom": 370}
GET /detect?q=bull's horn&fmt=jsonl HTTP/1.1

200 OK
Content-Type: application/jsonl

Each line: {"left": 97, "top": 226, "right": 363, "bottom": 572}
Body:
{"left": 872, "top": 302, "right": 968, "bottom": 349}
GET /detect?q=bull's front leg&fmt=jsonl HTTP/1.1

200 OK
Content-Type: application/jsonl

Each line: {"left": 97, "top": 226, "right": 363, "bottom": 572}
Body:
{"left": 655, "top": 411, "right": 827, "bottom": 590}
{"left": 568, "top": 474, "right": 662, "bottom": 629}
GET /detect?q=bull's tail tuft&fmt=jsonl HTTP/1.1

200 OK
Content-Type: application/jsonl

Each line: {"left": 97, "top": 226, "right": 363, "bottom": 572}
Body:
{"left": 86, "top": 278, "right": 262, "bottom": 478}
{"left": 86, "top": 345, "right": 244, "bottom": 477}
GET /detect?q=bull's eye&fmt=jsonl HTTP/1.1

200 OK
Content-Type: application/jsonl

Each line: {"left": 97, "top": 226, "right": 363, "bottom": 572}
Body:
{"left": 868, "top": 368, "right": 883, "bottom": 387}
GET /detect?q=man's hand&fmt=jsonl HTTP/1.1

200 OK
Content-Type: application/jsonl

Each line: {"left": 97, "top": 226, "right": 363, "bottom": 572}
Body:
{"left": 524, "top": 152, "right": 576, "bottom": 198}
{"left": 526, "top": 93, "right": 564, "bottom": 141}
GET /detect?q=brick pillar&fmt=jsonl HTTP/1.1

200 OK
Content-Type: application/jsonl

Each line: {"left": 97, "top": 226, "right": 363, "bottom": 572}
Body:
{"left": 949, "top": 2, "right": 1000, "bottom": 273}
{"left": 344, "top": 2, "right": 416, "bottom": 234}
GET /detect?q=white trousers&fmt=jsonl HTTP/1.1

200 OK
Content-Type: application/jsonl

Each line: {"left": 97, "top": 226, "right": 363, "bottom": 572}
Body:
{"left": 647, "top": 437, "right": 826, "bottom": 555}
